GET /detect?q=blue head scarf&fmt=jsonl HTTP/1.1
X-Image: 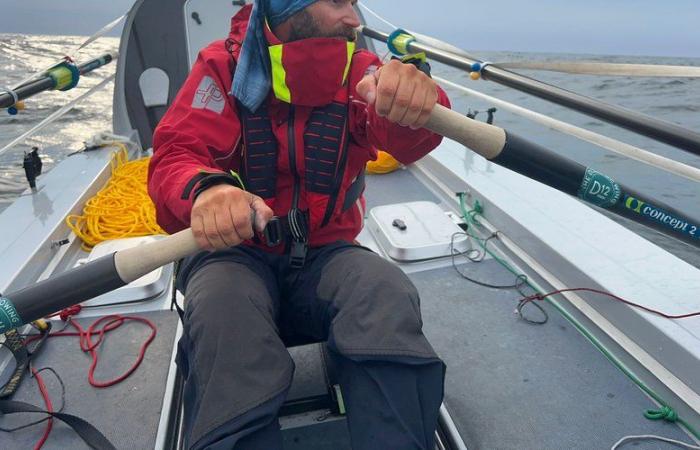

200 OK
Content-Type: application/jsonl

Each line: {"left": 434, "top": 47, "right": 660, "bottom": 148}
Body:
{"left": 232, "top": 0, "right": 319, "bottom": 112}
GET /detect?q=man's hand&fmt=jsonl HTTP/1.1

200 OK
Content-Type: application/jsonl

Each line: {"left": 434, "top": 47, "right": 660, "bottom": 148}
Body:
{"left": 191, "top": 184, "right": 274, "bottom": 251}
{"left": 356, "top": 59, "right": 438, "bottom": 130}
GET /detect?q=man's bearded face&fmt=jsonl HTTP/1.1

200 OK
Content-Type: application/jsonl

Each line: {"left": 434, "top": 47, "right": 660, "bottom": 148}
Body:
{"left": 285, "top": 3, "right": 357, "bottom": 42}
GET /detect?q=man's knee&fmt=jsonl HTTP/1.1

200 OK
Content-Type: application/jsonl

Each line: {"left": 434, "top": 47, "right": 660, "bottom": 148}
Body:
{"left": 317, "top": 248, "right": 436, "bottom": 359}
{"left": 177, "top": 261, "right": 294, "bottom": 446}
{"left": 180, "top": 261, "right": 290, "bottom": 388}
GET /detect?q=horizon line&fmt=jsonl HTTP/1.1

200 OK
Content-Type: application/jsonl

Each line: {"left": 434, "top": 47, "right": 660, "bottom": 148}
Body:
{"left": 1, "top": 31, "right": 699, "bottom": 60}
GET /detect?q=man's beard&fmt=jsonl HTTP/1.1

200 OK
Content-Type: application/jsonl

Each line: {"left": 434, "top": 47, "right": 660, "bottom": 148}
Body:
{"left": 287, "top": 9, "right": 356, "bottom": 42}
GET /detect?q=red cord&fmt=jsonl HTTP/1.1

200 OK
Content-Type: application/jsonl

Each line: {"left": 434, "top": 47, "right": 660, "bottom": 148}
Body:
{"left": 31, "top": 311, "right": 157, "bottom": 388}
{"left": 46, "top": 304, "right": 82, "bottom": 321}
{"left": 521, "top": 287, "right": 700, "bottom": 319}
{"left": 31, "top": 367, "right": 53, "bottom": 450}
{"left": 24, "top": 310, "right": 156, "bottom": 447}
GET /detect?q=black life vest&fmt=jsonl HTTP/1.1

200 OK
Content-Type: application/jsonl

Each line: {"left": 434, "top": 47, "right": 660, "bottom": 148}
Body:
{"left": 237, "top": 96, "right": 365, "bottom": 230}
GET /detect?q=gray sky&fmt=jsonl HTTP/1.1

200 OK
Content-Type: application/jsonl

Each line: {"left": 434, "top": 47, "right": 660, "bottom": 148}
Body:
{"left": 1, "top": 0, "right": 699, "bottom": 57}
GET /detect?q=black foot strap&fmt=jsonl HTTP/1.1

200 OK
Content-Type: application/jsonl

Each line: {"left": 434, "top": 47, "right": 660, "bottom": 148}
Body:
{"left": 0, "top": 399, "right": 116, "bottom": 450}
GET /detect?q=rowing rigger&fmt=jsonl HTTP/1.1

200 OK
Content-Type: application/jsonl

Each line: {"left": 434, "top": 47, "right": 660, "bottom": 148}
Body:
{"left": 359, "top": 25, "right": 700, "bottom": 157}
{"left": 0, "top": 53, "right": 116, "bottom": 110}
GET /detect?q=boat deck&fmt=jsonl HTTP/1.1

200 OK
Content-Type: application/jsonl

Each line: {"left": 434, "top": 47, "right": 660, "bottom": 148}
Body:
{"left": 364, "top": 168, "right": 693, "bottom": 449}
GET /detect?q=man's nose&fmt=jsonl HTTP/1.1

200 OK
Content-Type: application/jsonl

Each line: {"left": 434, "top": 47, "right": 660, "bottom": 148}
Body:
{"left": 343, "top": 6, "right": 361, "bottom": 29}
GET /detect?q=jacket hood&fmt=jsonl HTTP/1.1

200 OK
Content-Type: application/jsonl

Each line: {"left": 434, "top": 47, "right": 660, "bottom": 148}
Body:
{"left": 227, "top": 4, "right": 253, "bottom": 59}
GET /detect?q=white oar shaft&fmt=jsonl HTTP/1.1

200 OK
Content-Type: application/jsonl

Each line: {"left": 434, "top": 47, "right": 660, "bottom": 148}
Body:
{"left": 498, "top": 62, "right": 700, "bottom": 78}
{"left": 72, "top": 13, "right": 126, "bottom": 56}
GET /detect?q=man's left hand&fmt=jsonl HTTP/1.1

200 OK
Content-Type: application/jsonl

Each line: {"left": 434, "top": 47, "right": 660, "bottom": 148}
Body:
{"left": 356, "top": 59, "right": 438, "bottom": 130}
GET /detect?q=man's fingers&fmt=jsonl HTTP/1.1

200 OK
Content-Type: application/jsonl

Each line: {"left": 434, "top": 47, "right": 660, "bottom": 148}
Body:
{"left": 214, "top": 209, "right": 239, "bottom": 247}
{"left": 412, "top": 84, "right": 437, "bottom": 129}
{"left": 375, "top": 66, "right": 400, "bottom": 117}
{"left": 387, "top": 72, "right": 414, "bottom": 124}
{"left": 203, "top": 212, "right": 228, "bottom": 250}
{"left": 203, "top": 213, "right": 228, "bottom": 250}
{"left": 356, "top": 73, "right": 378, "bottom": 105}
{"left": 192, "top": 214, "right": 213, "bottom": 251}
{"left": 249, "top": 194, "right": 274, "bottom": 232}
{"left": 397, "top": 82, "right": 424, "bottom": 127}
{"left": 230, "top": 197, "right": 254, "bottom": 240}
{"left": 371, "top": 60, "right": 439, "bottom": 128}
{"left": 189, "top": 184, "right": 268, "bottom": 249}
{"left": 404, "top": 85, "right": 430, "bottom": 129}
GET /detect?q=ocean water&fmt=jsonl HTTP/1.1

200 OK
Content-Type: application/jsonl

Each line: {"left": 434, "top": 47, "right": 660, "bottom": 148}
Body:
{"left": 1, "top": 33, "right": 699, "bottom": 267}
{"left": 0, "top": 34, "right": 118, "bottom": 203}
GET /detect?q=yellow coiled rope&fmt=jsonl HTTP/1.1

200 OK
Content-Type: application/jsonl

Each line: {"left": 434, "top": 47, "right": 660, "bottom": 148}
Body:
{"left": 366, "top": 150, "right": 401, "bottom": 174}
{"left": 66, "top": 145, "right": 165, "bottom": 251}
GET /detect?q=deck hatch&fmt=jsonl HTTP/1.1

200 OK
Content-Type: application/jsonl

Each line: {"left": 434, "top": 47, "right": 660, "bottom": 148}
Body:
{"left": 367, "top": 201, "right": 470, "bottom": 261}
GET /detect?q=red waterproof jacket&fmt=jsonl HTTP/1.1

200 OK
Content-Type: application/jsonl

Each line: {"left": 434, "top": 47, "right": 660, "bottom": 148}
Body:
{"left": 148, "top": 5, "right": 450, "bottom": 249}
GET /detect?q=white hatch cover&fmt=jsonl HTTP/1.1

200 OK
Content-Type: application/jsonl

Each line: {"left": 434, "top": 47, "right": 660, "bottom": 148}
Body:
{"left": 367, "top": 201, "right": 470, "bottom": 261}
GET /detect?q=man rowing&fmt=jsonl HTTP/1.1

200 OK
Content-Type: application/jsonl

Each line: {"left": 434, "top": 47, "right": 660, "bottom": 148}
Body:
{"left": 148, "top": 1, "right": 451, "bottom": 448}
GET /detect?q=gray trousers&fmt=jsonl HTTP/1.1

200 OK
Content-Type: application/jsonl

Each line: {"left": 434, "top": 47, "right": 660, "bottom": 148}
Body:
{"left": 176, "top": 242, "right": 445, "bottom": 450}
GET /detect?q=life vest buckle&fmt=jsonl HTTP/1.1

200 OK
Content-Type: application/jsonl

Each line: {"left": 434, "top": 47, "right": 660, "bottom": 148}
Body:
{"left": 287, "top": 208, "right": 308, "bottom": 269}
{"left": 263, "top": 216, "right": 283, "bottom": 247}
{"left": 289, "top": 240, "right": 308, "bottom": 270}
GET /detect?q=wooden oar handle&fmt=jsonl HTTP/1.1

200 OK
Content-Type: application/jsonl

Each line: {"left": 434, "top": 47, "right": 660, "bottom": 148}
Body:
{"left": 115, "top": 208, "right": 259, "bottom": 282}
{"left": 114, "top": 228, "right": 199, "bottom": 283}
{"left": 425, "top": 104, "right": 506, "bottom": 159}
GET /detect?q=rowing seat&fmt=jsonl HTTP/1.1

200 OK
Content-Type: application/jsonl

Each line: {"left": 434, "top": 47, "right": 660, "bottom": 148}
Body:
{"left": 280, "top": 337, "right": 342, "bottom": 418}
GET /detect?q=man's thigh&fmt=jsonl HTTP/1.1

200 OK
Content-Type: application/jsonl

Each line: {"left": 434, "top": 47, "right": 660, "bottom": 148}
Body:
{"left": 285, "top": 244, "right": 437, "bottom": 359}
{"left": 184, "top": 258, "right": 280, "bottom": 338}
{"left": 178, "top": 251, "right": 294, "bottom": 445}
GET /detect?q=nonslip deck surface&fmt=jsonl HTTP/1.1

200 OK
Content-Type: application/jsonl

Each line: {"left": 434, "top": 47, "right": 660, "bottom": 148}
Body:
{"left": 1, "top": 310, "right": 179, "bottom": 449}
{"left": 365, "top": 168, "right": 693, "bottom": 449}
{"left": 413, "top": 261, "right": 691, "bottom": 450}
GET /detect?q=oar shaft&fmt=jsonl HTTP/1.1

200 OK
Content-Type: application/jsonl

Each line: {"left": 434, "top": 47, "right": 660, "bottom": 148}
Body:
{"left": 360, "top": 26, "right": 700, "bottom": 156}
{"left": 2, "top": 255, "right": 125, "bottom": 330}
{"left": 0, "top": 78, "right": 53, "bottom": 108}
{"left": 425, "top": 104, "right": 505, "bottom": 159}
{"left": 114, "top": 228, "right": 200, "bottom": 283}
{"left": 77, "top": 53, "right": 115, "bottom": 76}
{"left": 0, "top": 53, "right": 115, "bottom": 108}
{"left": 425, "top": 105, "right": 700, "bottom": 248}
{"left": 0, "top": 229, "right": 198, "bottom": 333}
{"left": 494, "top": 133, "right": 700, "bottom": 247}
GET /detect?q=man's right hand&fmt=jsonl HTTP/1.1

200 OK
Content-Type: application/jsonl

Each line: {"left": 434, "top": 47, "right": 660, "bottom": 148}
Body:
{"left": 191, "top": 184, "right": 274, "bottom": 251}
